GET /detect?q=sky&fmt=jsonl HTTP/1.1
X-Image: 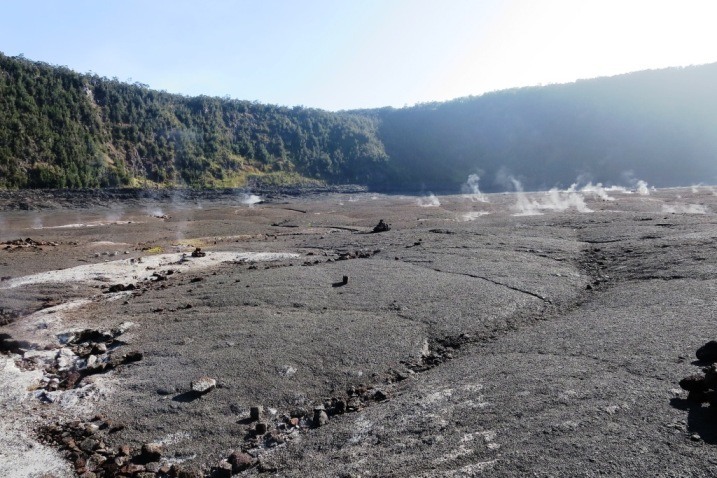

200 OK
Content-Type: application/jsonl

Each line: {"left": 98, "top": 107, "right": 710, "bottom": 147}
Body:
{"left": 1, "top": 0, "right": 716, "bottom": 111}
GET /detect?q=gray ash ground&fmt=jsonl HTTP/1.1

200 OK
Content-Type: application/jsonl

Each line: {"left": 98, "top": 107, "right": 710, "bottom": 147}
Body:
{"left": 1, "top": 187, "right": 717, "bottom": 476}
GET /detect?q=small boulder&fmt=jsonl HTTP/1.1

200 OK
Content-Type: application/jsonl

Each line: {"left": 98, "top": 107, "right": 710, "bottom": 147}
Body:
{"left": 214, "top": 460, "right": 233, "bottom": 478}
{"left": 313, "top": 406, "right": 329, "bottom": 427}
{"left": 105, "top": 283, "right": 136, "bottom": 293}
{"left": 679, "top": 374, "right": 707, "bottom": 393}
{"left": 228, "top": 451, "right": 255, "bottom": 472}
{"left": 333, "top": 399, "right": 346, "bottom": 414}
{"left": 123, "top": 351, "right": 143, "bottom": 363}
{"left": 704, "top": 363, "right": 717, "bottom": 387}
{"left": 120, "top": 463, "right": 146, "bottom": 474}
{"left": 696, "top": 341, "right": 717, "bottom": 363}
{"left": 176, "top": 465, "right": 204, "bottom": 478}
{"left": 372, "top": 219, "right": 391, "bottom": 233}
{"left": 250, "top": 405, "right": 263, "bottom": 421}
{"left": 80, "top": 437, "right": 100, "bottom": 453}
{"left": 369, "top": 389, "right": 388, "bottom": 401}
{"left": 140, "top": 443, "right": 162, "bottom": 462}
{"left": 191, "top": 376, "right": 216, "bottom": 394}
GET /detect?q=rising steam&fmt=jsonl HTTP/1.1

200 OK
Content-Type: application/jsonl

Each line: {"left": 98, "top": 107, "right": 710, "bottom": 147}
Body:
{"left": 510, "top": 178, "right": 591, "bottom": 216}
{"left": 458, "top": 211, "right": 491, "bottom": 221}
{"left": 462, "top": 174, "right": 489, "bottom": 202}
{"left": 569, "top": 182, "right": 615, "bottom": 201}
{"left": 417, "top": 193, "right": 441, "bottom": 207}
{"left": 635, "top": 180, "right": 651, "bottom": 196}
{"left": 662, "top": 204, "right": 709, "bottom": 214}
{"left": 239, "top": 193, "right": 262, "bottom": 206}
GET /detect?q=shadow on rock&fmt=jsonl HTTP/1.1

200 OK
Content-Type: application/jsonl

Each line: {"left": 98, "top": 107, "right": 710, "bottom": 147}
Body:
{"left": 670, "top": 397, "right": 717, "bottom": 444}
{"left": 332, "top": 275, "right": 349, "bottom": 288}
{"left": 0, "top": 333, "right": 35, "bottom": 354}
{"left": 172, "top": 390, "right": 203, "bottom": 403}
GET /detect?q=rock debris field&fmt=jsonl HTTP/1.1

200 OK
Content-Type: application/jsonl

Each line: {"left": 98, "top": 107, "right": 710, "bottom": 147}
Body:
{"left": 2, "top": 186, "right": 717, "bottom": 477}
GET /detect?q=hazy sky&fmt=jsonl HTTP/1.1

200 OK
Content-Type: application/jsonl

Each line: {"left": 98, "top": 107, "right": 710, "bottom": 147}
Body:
{"left": 1, "top": 0, "right": 716, "bottom": 111}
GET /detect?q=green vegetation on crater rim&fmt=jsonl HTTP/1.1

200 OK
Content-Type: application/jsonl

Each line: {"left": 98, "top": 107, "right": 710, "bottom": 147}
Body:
{"left": 2, "top": 52, "right": 717, "bottom": 191}
{"left": 0, "top": 53, "right": 388, "bottom": 189}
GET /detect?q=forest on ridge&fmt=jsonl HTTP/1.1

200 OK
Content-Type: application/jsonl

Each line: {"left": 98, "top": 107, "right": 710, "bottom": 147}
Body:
{"left": 2, "top": 52, "right": 717, "bottom": 191}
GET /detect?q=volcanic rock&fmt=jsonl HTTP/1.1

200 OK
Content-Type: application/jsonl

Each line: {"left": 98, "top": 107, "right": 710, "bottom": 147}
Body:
{"left": 120, "top": 463, "right": 145, "bottom": 475}
{"left": 123, "top": 350, "right": 143, "bottom": 363}
{"left": 375, "top": 389, "right": 389, "bottom": 401}
{"left": 696, "top": 340, "right": 717, "bottom": 363}
{"left": 176, "top": 465, "right": 204, "bottom": 478}
{"left": 86, "top": 453, "right": 107, "bottom": 471}
{"left": 372, "top": 219, "right": 391, "bottom": 232}
{"left": 250, "top": 405, "right": 263, "bottom": 421}
{"left": 679, "top": 374, "right": 707, "bottom": 393}
{"left": 215, "top": 460, "right": 233, "bottom": 478}
{"left": 333, "top": 399, "right": 346, "bottom": 414}
{"left": 704, "top": 364, "right": 717, "bottom": 387}
{"left": 228, "top": 451, "right": 255, "bottom": 472}
{"left": 140, "top": 442, "right": 163, "bottom": 462}
{"left": 106, "top": 283, "right": 136, "bottom": 293}
{"left": 313, "top": 406, "right": 329, "bottom": 427}
{"left": 80, "top": 437, "right": 99, "bottom": 453}
{"left": 191, "top": 376, "right": 216, "bottom": 394}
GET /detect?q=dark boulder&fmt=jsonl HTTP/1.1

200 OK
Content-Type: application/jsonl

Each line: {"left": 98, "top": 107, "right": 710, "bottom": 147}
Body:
{"left": 696, "top": 340, "right": 717, "bottom": 362}
{"left": 679, "top": 374, "right": 707, "bottom": 393}
{"left": 372, "top": 219, "right": 391, "bottom": 233}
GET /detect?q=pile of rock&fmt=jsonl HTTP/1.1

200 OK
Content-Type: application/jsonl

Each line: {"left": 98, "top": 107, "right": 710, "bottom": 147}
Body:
{"left": 2, "top": 237, "right": 59, "bottom": 251}
{"left": 337, "top": 249, "right": 379, "bottom": 261}
{"left": 372, "top": 219, "right": 390, "bottom": 233}
{"left": 39, "top": 418, "right": 207, "bottom": 477}
{"left": 679, "top": 340, "right": 717, "bottom": 404}
{"left": 0, "top": 308, "right": 20, "bottom": 327}
{"left": 105, "top": 283, "right": 136, "bottom": 293}
{"left": 33, "top": 324, "right": 142, "bottom": 395}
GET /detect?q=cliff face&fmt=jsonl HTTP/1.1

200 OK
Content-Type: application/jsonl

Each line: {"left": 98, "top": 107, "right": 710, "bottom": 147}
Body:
{"left": 373, "top": 63, "right": 717, "bottom": 192}
{"left": 0, "top": 53, "right": 389, "bottom": 189}
{"left": 2, "top": 52, "right": 717, "bottom": 191}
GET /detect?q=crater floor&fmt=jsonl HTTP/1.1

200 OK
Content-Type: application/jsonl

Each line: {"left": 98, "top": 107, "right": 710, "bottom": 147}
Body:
{"left": 1, "top": 187, "right": 716, "bottom": 476}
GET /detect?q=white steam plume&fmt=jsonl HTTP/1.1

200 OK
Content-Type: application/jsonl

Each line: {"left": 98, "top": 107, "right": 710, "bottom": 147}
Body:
{"left": 417, "top": 193, "right": 441, "bottom": 207}
{"left": 662, "top": 204, "right": 709, "bottom": 214}
{"left": 511, "top": 178, "right": 542, "bottom": 216}
{"left": 604, "top": 185, "right": 631, "bottom": 194}
{"left": 104, "top": 208, "right": 125, "bottom": 223}
{"left": 462, "top": 174, "right": 489, "bottom": 202}
{"left": 31, "top": 215, "right": 44, "bottom": 230}
{"left": 239, "top": 193, "right": 262, "bottom": 206}
{"left": 458, "top": 211, "right": 491, "bottom": 221}
{"left": 571, "top": 182, "right": 615, "bottom": 201}
{"left": 636, "top": 180, "right": 650, "bottom": 196}
{"left": 510, "top": 178, "right": 592, "bottom": 216}
{"left": 145, "top": 206, "right": 165, "bottom": 217}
